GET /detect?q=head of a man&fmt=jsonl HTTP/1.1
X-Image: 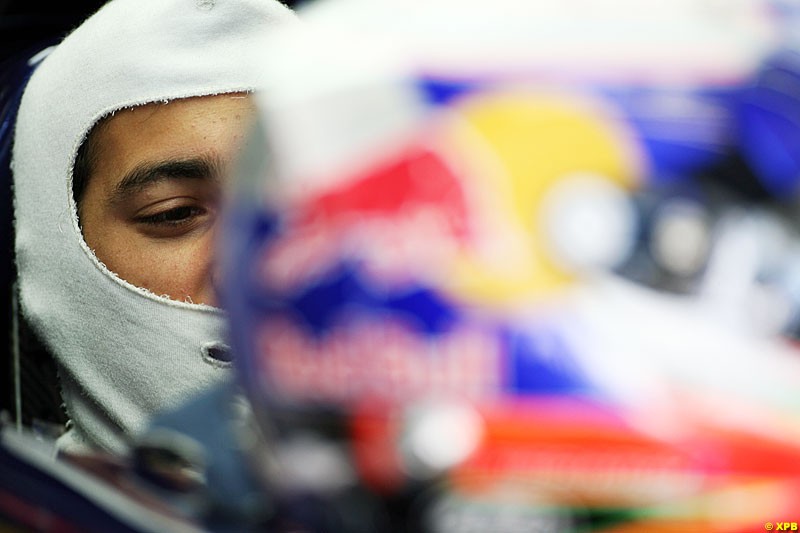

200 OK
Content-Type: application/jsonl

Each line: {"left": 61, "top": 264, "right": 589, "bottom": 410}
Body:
{"left": 74, "top": 93, "right": 256, "bottom": 306}
{"left": 12, "top": 0, "right": 296, "bottom": 453}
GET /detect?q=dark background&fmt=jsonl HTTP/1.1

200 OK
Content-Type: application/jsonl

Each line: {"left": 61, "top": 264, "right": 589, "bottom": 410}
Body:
{"left": 0, "top": 0, "right": 306, "bottom": 65}
{"left": 0, "top": 1, "right": 108, "bottom": 64}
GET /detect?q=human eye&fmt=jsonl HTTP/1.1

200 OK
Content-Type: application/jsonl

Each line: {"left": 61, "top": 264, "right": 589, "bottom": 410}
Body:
{"left": 136, "top": 205, "right": 206, "bottom": 226}
{"left": 133, "top": 200, "right": 211, "bottom": 238}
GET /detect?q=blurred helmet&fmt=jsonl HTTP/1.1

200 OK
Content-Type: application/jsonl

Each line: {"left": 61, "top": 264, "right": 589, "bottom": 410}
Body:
{"left": 221, "top": 0, "right": 800, "bottom": 530}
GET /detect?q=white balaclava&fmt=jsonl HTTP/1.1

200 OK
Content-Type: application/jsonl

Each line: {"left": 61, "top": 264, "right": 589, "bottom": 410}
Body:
{"left": 12, "top": 0, "right": 296, "bottom": 454}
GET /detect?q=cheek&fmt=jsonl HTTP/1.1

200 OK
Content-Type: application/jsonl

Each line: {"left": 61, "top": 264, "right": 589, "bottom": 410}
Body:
{"left": 94, "top": 228, "right": 216, "bottom": 303}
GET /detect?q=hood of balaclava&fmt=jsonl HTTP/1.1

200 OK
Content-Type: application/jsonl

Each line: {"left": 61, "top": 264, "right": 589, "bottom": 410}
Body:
{"left": 12, "top": 0, "right": 296, "bottom": 454}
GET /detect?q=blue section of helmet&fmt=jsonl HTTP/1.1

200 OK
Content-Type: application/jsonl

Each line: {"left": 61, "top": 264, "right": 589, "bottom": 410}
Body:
{"left": 597, "top": 86, "right": 742, "bottom": 183}
{"left": 502, "top": 326, "right": 592, "bottom": 395}
{"left": 417, "top": 77, "right": 483, "bottom": 106}
{"left": 419, "top": 76, "right": 744, "bottom": 186}
{"left": 382, "top": 284, "right": 459, "bottom": 335}
{"left": 262, "top": 260, "right": 459, "bottom": 338}
{"left": 736, "top": 49, "right": 800, "bottom": 198}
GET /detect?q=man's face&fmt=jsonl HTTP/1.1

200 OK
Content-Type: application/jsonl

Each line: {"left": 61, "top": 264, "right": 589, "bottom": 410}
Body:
{"left": 79, "top": 93, "right": 256, "bottom": 306}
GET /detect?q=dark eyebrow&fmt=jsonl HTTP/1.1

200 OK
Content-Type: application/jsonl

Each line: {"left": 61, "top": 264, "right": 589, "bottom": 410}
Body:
{"left": 109, "top": 156, "right": 221, "bottom": 205}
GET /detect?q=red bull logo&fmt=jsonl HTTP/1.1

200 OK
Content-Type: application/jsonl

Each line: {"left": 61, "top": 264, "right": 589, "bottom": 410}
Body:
{"left": 244, "top": 88, "right": 643, "bottom": 407}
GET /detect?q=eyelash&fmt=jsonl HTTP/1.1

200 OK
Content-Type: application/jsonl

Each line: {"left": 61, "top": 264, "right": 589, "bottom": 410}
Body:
{"left": 136, "top": 205, "right": 205, "bottom": 226}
